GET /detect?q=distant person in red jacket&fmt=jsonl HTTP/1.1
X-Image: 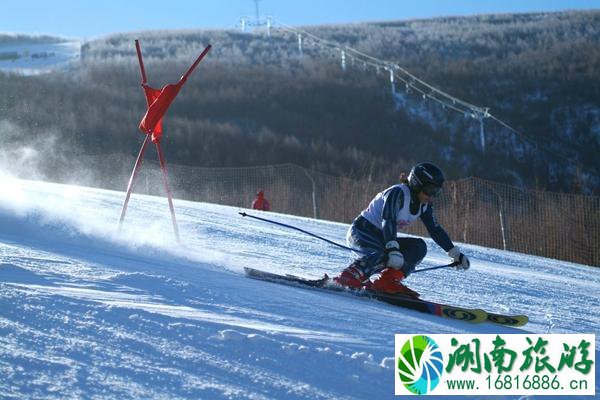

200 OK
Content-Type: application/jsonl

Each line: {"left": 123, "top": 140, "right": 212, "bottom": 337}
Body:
{"left": 252, "top": 191, "right": 270, "bottom": 211}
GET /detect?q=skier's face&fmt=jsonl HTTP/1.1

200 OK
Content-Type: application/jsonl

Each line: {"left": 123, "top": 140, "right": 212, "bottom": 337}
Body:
{"left": 418, "top": 190, "right": 433, "bottom": 204}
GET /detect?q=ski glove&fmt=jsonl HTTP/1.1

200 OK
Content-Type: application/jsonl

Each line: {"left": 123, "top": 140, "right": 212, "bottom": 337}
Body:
{"left": 385, "top": 240, "right": 405, "bottom": 269}
{"left": 448, "top": 246, "right": 470, "bottom": 270}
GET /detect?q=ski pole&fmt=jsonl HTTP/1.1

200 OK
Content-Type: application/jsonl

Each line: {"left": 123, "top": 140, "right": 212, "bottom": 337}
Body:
{"left": 240, "top": 213, "right": 459, "bottom": 272}
{"left": 239, "top": 212, "right": 371, "bottom": 255}
{"left": 411, "top": 262, "right": 460, "bottom": 274}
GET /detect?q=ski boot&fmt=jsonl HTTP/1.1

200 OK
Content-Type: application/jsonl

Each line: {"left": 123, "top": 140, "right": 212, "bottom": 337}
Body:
{"left": 371, "top": 268, "right": 420, "bottom": 298}
{"left": 333, "top": 263, "right": 369, "bottom": 289}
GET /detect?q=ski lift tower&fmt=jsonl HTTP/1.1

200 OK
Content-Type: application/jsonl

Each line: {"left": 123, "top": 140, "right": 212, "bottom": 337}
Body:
{"left": 238, "top": 0, "right": 272, "bottom": 36}
{"left": 254, "top": 0, "right": 261, "bottom": 22}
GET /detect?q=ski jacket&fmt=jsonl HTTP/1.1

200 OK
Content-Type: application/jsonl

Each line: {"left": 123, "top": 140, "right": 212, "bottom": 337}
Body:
{"left": 360, "top": 184, "right": 453, "bottom": 251}
{"left": 252, "top": 191, "right": 271, "bottom": 211}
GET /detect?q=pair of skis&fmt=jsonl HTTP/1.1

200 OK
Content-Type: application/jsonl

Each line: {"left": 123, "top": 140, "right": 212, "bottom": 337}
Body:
{"left": 244, "top": 267, "right": 528, "bottom": 327}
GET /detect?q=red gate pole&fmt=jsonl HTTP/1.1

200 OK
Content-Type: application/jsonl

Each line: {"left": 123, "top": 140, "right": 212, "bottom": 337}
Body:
{"left": 135, "top": 39, "right": 148, "bottom": 84}
{"left": 123, "top": 40, "right": 209, "bottom": 241}
{"left": 156, "top": 140, "right": 180, "bottom": 242}
{"left": 119, "top": 134, "right": 151, "bottom": 229}
{"left": 180, "top": 45, "right": 212, "bottom": 82}
{"left": 118, "top": 39, "right": 150, "bottom": 231}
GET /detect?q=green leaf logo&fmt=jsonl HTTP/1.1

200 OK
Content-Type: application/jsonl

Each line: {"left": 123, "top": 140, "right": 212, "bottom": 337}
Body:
{"left": 397, "top": 335, "right": 444, "bottom": 395}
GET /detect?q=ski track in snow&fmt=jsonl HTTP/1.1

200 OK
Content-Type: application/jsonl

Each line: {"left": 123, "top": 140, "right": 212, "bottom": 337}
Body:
{"left": 0, "top": 176, "right": 598, "bottom": 399}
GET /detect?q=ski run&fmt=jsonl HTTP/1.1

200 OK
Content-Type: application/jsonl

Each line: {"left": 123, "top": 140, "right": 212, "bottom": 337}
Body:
{"left": 0, "top": 176, "right": 598, "bottom": 399}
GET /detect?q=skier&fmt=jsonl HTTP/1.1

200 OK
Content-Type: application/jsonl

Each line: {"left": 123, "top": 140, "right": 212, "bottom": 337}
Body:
{"left": 252, "top": 191, "right": 271, "bottom": 211}
{"left": 334, "top": 162, "right": 470, "bottom": 297}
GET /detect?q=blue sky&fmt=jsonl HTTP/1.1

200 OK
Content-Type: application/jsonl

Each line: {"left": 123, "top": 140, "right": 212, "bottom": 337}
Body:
{"left": 2, "top": 0, "right": 598, "bottom": 39}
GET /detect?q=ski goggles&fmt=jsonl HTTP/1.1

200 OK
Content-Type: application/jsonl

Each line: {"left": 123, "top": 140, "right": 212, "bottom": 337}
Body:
{"left": 421, "top": 183, "right": 442, "bottom": 197}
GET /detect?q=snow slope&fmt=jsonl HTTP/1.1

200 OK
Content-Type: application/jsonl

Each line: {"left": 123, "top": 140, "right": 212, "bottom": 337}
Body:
{"left": 0, "top": 41, "right": 80, "bottom": 75}
{"left": 0, "top": 175, "right": 598, "bottom": 399}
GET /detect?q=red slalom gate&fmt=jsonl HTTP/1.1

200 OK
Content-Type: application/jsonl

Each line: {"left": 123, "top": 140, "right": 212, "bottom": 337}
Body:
{"left": 119, "top": 40, "right": 212, "bottom": 241}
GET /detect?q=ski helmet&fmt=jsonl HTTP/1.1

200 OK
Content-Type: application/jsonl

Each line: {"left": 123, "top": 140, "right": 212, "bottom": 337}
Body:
{"left": 408, "top": 162, "right": 445, "bottom": 197}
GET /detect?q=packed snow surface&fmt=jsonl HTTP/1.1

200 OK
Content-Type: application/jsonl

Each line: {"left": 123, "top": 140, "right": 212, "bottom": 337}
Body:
{"left": 0, "top": 176, "right": 598, "bottom": 399}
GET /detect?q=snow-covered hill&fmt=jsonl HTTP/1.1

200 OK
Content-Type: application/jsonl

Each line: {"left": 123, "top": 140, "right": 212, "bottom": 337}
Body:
{"left": 0, "top": 175, "right": 598, "bottom": 399}
{"left": 0, "top": 41, "right": 79, "bottom": 75}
